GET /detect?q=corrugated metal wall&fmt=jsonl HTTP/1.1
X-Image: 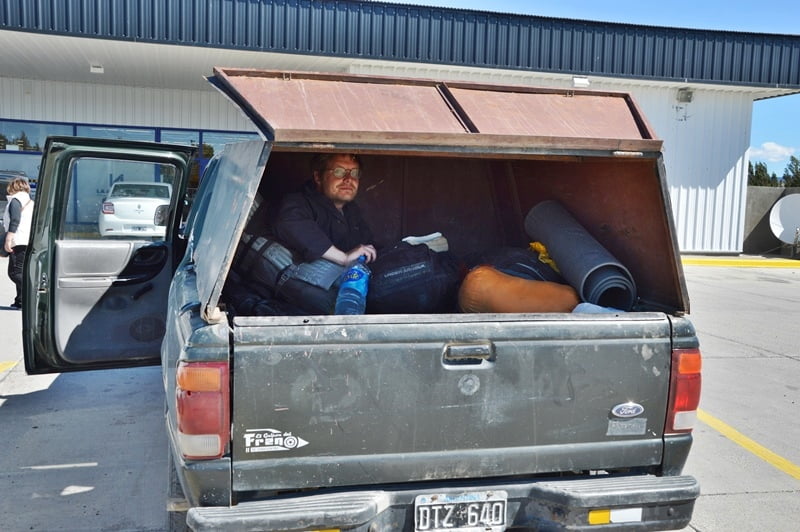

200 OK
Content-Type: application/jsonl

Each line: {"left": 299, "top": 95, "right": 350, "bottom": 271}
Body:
{"left": 349, "top": 62, "right": 755, "bottom": 254}
{"left": 0, "top": 76, "right": 254, "bottom": 131}
{"left": 631, "top": 86, "right": 752, "bottom": 253}
{"left": 2, "top": 0, "right": 799, "bottom": 88}
{"left": 0, "top": 72, "right": 752, "bottom": 253}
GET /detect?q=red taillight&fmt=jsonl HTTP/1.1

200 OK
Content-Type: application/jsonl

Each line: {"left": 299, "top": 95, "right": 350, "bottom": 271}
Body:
{"left": 101, "top": 202, "right": 115, "bottom": 214}
{"left": 176, "top": 361, "right": 230, "bottom": 459}
{"left": 666, "top": 348, "right": 702, "bottom": 434}
{"left": 154, "top": 204, "right": 169, "bottom": 226}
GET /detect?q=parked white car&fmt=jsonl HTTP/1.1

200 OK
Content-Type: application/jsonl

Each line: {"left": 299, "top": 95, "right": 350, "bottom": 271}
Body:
{"left": 98, "top": 181, "right": 172, "bottom": 238}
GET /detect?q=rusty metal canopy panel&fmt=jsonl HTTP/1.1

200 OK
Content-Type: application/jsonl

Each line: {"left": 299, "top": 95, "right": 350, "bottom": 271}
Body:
{"left": 211, "top": 68, "right": 661, "bottom": 153}
{"left": 448, "top": 87, "right": 645, "bottom": 139}
{"left": 213, "top": 68, "right": 466, "bottom": 136}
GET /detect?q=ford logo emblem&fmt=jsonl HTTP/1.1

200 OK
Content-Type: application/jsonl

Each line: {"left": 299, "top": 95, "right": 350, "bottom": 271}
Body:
{"left": 611, "top": 402, "right": 645, "bottom": 418}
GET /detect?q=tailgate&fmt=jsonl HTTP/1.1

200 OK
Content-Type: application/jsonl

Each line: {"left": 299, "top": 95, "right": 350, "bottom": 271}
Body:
{"left": 231, "top": 313, "right": 671, "bottom": 492}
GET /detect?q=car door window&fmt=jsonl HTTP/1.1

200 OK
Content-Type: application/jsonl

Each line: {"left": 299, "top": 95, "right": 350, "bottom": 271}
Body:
{"left": 63, "top": 157, "right": 176, "bottom": 240}
{"left": 48, "top": 156, "right": 180, "bottom": 365}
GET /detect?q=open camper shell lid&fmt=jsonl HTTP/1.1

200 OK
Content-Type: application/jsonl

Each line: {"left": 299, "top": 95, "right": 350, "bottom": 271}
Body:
{"left": 208, "top": 67, "right": 663, "bottom": 157}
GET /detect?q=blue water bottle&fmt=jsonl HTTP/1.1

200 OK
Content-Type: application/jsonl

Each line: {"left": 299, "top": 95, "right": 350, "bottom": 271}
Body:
{"left": 334, "top": 256, "right": 371, "bottom": 315}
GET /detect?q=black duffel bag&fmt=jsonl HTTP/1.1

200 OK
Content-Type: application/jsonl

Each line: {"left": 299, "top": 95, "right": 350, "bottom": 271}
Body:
{"left": 367, "top": 241, "right": 461, "bottom": 314}
{"left": 465, "top": 246, "right": 567, "bottom": 284}
{"left": 231, "top": 233, "right": 343, "bottom": 315}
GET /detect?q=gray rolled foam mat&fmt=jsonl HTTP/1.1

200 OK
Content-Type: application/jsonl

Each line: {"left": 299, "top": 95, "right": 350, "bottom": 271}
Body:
{"left": 524, "top": 200, "right": 637, "bottom": 311}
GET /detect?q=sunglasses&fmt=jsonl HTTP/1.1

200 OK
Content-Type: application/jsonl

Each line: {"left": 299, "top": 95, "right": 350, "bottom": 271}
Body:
{"left": 326, "top": 167, "right": 361, "bottom": 180}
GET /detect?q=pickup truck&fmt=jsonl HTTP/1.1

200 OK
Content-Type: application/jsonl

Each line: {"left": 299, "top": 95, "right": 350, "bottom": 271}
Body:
{"left": 23, "top": 69, "right": 701, "bottom": 531}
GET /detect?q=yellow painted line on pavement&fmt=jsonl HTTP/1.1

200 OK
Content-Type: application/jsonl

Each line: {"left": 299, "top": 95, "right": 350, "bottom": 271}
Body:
{"left": 698, "top": 409, "right": 800, "bottom": 481}
{"left": 682, "top": 257, "right": 799, "bottom": 268}
{"left": 0, "top": 360, "right": 18, "bottom": 372}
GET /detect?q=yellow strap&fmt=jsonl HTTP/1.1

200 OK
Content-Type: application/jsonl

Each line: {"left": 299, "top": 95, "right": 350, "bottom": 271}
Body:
{"left": 529, "top": 241, "right": 560, "bottom": 273}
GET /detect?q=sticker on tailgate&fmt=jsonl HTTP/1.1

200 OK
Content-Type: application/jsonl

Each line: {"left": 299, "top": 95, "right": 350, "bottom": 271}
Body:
{"left": 243, "top": 428, "right": 309, "bottom": 453}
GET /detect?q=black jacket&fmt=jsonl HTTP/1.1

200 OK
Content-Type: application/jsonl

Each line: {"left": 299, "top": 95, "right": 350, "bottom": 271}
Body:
{"left": 272, "top": 181, "right": 374, "bottom": 262}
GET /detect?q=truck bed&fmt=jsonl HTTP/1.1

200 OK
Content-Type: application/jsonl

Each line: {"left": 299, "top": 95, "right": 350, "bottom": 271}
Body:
{"left": 248, "top": 150, "right": 688, "bottom": 315}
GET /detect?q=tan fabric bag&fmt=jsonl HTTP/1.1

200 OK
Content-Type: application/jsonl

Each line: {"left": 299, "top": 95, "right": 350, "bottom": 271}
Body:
{"left": 458, "top": 265, "right": 579, "bottom": 313}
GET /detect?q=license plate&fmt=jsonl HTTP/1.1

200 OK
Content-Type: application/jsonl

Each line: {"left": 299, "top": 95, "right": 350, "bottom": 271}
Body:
{"left": 414, "top": 490, "right": 507, "bottom": 531}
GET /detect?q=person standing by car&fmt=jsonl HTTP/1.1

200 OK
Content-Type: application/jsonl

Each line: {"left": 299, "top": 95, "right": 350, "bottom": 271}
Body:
{"left": 3, "top": 178, "right": 34, "bottom": 309}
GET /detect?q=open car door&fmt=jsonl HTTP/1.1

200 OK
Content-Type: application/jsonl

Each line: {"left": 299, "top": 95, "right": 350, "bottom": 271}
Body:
{"left": 23, "top": 137, "right": 196, "bottom": 374}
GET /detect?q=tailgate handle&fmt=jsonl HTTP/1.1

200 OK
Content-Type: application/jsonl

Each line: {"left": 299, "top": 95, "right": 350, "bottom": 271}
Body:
{"left": 443, "top": 341, "right": 495, "bottom": 363}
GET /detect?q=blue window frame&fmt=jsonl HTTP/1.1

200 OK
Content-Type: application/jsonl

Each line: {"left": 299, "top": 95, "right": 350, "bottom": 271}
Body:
{"left": 75, "top": 125, "right": 155, "bottom": 142}
{"left": 0, "top": 117, "right": 259, "bottom": 190}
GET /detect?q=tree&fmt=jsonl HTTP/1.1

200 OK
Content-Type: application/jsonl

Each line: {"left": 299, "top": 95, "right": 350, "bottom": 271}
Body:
{"left": 748, "top": 161, "right": 779, "bottom": 186}
{"left": 17, "top": 131, "right": 33, "bottom": 151}
{"left": 782, "top": 155, "right": 800, "bottom": 187}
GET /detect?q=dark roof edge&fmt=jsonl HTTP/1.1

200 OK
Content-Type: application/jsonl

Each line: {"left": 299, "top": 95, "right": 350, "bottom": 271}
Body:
{"left": 1, "top": 0, "right": 798, "bottom": 88}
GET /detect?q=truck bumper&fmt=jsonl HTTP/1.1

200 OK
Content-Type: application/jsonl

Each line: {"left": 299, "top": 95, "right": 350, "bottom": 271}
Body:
{"left": 187, "top": 474, "right": 699, "bottom": 531}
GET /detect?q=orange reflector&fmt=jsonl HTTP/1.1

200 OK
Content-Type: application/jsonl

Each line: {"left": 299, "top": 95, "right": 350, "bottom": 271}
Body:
{"left": 177, "top": 362, "right": 223, "bottom": 392}
{"left": 588, "top": 509, "right": 611, "bottom": 525}
{"left": 589, "top": 508, "right": 643, "bottom": 524}
{"left": 677, "top": 348, "right": 702, "bottom": 374}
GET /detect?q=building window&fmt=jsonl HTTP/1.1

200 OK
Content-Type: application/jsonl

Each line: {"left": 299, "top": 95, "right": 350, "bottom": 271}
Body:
{"left": 160, "top": 129, "right": 200, "bottom": 146}
{"left": 201, "top": 131, "right": 260, "bottom": 159}
{"left": 0, "top": 118, "right": 258, "bottom": 190}
{"left": 0, "top": 119, "right": 72, "bottom": 151}
{"left": 63, "top": 157, "right": 177, "bottom": 241}
{"left": 0, "top": 153, "right": 41, "bottom": 184}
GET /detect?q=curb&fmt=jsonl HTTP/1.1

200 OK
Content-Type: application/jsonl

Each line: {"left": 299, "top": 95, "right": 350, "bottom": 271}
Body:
{"left": 681, "top": 256, "right": 799, "bottom": 268}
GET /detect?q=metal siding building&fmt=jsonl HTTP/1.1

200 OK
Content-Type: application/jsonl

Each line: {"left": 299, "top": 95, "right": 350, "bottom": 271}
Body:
{"left": 0, "top": 75, "right": 252, "bottom": 131}
{"left": 1, "top": 0, "right": 799, "bottom": 253}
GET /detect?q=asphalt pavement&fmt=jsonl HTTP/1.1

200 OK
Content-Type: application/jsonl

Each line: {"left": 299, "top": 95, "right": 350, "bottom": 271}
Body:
{"left": 0, "top": 261, "right": 169, "bottom": 531}
{"left": 0, "top": 254, "right": 798, "bottom": 531}
{"left": 679, "top": 255, "right": 800, "bottom": 531}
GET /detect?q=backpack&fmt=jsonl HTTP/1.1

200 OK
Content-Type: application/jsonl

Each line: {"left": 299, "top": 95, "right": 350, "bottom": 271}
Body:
{"left": 366, "top": 241, "right": 461, "bottom": 314}
{"left": 465, "top": 246, "right": 566, "bottom": 284}
{"left": 231, "top": 233, "right": 342, "bottom": 315}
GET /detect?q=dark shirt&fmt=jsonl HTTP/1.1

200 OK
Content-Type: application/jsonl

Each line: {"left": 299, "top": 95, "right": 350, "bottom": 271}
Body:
{"left": 272, "top": 180, "right": 374, "bottom": 262}
{"left": 7, "top": 198, "right": 22, "bottom": 232}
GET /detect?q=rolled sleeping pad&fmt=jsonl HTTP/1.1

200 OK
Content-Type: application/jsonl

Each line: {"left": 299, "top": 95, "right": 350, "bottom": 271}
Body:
{"left": 523, "top": 200, "right": 637, "bottom": 311}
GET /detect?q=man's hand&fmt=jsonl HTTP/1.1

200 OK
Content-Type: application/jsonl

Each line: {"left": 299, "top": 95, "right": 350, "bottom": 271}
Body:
{"left": 346, "top": 244, "right": 377, "bottom": 264}
{"left": 322, "top": 244, "right": 377, "bottom": 265}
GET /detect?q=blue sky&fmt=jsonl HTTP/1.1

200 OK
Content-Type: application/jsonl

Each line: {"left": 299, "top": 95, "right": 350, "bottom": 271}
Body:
{"left": 380, "top": 0, "right": 800, "bottom": 176}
